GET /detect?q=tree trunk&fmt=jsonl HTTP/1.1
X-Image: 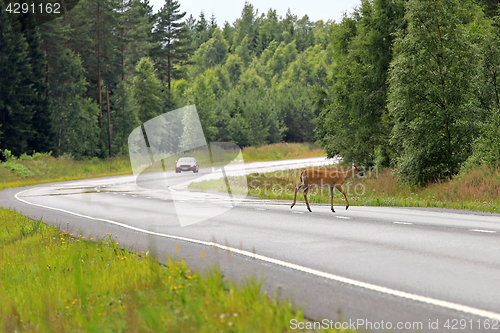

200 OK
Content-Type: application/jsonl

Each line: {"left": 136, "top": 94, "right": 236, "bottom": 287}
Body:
{"left": 106, "top": 84, "right": 112, "bottom": 157}
{"left": 167, "top": 50, "right": 171, "bottom": 90}
{"left": 97, "top": 0, "right": 102, "bottom": 119}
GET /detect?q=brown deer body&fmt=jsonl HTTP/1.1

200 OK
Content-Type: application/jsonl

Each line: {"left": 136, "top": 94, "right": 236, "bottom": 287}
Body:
{"left": 290, "top": 163, "right": 364, "bottom": 213}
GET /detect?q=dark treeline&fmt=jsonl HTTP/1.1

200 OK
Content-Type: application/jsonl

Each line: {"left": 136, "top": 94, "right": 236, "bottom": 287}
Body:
{"left": 1, "top": 0, "right": 500, "bottom": 184}
{"left": 0, "top": 0, "right": 330, "bottom": 160}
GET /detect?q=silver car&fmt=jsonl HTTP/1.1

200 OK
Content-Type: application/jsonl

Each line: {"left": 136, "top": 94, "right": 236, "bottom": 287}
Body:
{"left": 175, "top": 157, "right": 199, "bottom": 173}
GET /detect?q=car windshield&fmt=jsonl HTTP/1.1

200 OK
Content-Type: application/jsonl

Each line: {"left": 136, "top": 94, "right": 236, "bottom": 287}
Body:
{"left": 179, "top": 158, "right": 194, "bottom": 163}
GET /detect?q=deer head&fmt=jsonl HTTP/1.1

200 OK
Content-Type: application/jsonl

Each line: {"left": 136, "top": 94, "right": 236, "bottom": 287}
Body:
{"left": 352, "top": 162, "right": 364, "bottom": 177}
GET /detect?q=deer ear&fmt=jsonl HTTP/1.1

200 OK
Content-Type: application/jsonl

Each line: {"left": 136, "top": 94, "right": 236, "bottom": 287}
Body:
{"left": 354, "top": 163, "right": 357, "bottom": 168}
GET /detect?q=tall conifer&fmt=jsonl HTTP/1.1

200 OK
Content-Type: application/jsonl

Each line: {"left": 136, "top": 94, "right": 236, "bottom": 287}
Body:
{"left": 151, "top": 0, "right": 192, "bottom": 89}
{"left": 0, "top": 4, "right": 34, "bottom": 156}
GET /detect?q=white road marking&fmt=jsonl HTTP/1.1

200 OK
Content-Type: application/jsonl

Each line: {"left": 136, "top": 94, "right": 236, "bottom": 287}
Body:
{"left": 255, "top": 208, "right": 266, "bottom": 211}
{"left": 14, "top": 187, "right": 500, "bottom": 322}
{"left": 394, "top": 221, "right": 413, "bottom": 225}
{"left": 336, "top": 216, "right": 350, "bottom": 219}
{"left": 470, "top": 229, "right": 496, "bottom": 234}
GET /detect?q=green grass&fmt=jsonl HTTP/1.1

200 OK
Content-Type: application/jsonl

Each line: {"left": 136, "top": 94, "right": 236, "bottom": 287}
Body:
{"left": 0, "top": 208, "right": 353, "bottom": 332}
{"left": 190, "top": 164, "right": 500, "bottom": 213}
{"left": 241, "top": 143, "right": 325, "bottom": 162}
{"left": 0, "top": 156, "right": 132, "bottom": 190}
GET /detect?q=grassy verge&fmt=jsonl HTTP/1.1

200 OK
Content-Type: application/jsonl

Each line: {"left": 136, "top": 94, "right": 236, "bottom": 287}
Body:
{"left": 0, "top": 155, "right": 132, "bottom": 190}
{"left": 0, "top": 207, "right": 352, "bottom": 332}
{"left": 241, "top": 143, "right": 324, "bottom": 162}
{"left": 190, "top": 165, "right": 500, "bottom": 213}
{"left": 0, "top": 143, "right": 323, "bottom": 190}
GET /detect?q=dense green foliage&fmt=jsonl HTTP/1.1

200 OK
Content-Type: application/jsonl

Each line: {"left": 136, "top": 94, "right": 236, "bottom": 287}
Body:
{"left": 318, "top": 0, "right": 500, "bottom": 184}
{"left": 316, "top": 0, "right": 405, "bottom": 167}
{"left": 2, "top": 0, "right": 500, "bottom": 184}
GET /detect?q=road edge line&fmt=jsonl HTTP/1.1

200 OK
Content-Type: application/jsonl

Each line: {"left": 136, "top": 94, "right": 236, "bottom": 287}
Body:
{"left": 14, "top": 187, "right": 500, "bottom": 322}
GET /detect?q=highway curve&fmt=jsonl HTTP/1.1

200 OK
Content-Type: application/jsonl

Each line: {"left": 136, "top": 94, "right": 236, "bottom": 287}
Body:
{"left": 1, "top": 157, "right": 500, "bottom": 332}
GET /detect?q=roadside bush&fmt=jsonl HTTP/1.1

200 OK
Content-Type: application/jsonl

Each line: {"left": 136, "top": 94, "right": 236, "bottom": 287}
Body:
{"left": 463, "top": 109, "right": 500, "bottom": 172}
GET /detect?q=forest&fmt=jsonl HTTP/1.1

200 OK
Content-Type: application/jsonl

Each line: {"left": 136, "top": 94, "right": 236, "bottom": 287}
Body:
{"left": 1, "top": 0, "right": 500, "bottom": 185}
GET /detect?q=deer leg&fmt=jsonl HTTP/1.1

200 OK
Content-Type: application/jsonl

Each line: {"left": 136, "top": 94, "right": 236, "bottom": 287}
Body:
{"left": 291, "top": 186, "right": 298, "bottom": 209}
{"left": 335, "top": 184, "right": 349, "bottom": 210}
{"left": 291, "top": 182, "right": 306, "bottom": 209}
{"left": 330, "top": 186, "right": 335, "bottom": 213}
{"left": 303, "top": 186, "right": 312, "bottom": 212}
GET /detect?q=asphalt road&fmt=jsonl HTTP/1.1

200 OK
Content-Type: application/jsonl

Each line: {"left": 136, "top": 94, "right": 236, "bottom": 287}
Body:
{"left": 1, "top": 156, "right": 500, "bottom": 332}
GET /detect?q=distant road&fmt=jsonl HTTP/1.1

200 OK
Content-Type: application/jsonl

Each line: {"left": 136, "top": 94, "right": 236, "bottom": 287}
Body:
{"left": 1, "top": 156, "right": 500, "bottom": 332}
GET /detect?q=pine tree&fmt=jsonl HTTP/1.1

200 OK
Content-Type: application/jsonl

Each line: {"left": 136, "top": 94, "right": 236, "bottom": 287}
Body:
{"left": 131, "top": 57, "right": 163, "bottom": 123}
{"left": 195, "top": 11, "right": 210, "bottom": 47}
{"left": 51, "top": 50, "right": 100, "bottom": 158}
{"left": 65, "top": 0, "right": 123, "bottom": 156}
{"left": 110, "top": 81, "right": 140, "bottom": 154}
{"left": 232, "top": 2, "right": 256, "bottom": 54}
{"left": 0, "top": 4, "right": 34, "bottom": 156}
{"left": 151, "top": 0, "right": 192, "bottom": 90}
{"left": 39, "top": 17, "right": 71, "bottom": 92}
{"left": 119, "top": 0, "right": 154, "bottom": 80}
{"left": 24, "top": 26, "right": 54, "bottom": 154}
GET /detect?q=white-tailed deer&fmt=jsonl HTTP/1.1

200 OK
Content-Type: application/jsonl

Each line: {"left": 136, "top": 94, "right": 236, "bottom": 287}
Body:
{"left": 291, "top": 163, "right": 364, "bottom": 213}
